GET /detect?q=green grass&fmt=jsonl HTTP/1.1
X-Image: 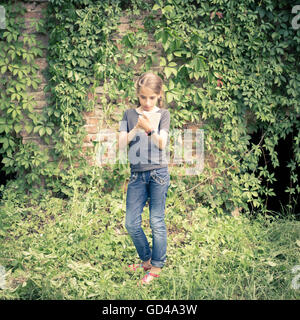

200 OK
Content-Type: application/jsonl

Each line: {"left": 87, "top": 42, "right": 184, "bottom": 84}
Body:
{"left": 0, "top": 182, "right": 299, "bottom": 300}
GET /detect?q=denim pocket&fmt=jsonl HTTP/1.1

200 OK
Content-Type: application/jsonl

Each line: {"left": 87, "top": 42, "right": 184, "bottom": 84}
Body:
{"left": 128, "top": 172, "right": 138, "bottom": 185}
{"left": 151, "top": 168, "right": 169, "bottom": 185}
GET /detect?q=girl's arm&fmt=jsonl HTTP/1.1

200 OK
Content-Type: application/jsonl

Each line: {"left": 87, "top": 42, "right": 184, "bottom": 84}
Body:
{"left": 118, "top": 125, "right": 139, "bottom": 150}
{"left": 150, "top": 130, "right": 168, "bottom": 150}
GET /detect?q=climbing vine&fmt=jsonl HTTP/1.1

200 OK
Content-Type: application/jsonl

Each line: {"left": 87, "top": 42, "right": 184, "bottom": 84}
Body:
{"left": 144, "top": 0, "right": 300, "bottom": 216}
{"left": 0, "top": 0, "right": 299, "bottom": 217}
{"left": 0, "top": 0, "right": 48, "bottom": 189}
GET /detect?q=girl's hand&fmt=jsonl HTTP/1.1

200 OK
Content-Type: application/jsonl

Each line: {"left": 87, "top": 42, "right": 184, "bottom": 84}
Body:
{"left": 137, "top": 113, "right": 153, "bottom": 133}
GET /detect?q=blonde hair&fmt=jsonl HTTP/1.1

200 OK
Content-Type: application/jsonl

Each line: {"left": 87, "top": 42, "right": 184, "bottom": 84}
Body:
{"left": 135, "top": 72, "right": 165, "bottom": 108}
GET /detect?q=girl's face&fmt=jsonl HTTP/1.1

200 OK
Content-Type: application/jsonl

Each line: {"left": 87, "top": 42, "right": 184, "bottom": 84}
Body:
{"left": 138, "top": 86, "right": 160, "bottom": 112}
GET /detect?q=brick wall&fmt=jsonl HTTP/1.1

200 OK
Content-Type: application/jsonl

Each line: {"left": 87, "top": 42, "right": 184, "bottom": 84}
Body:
{"left": 19, "top": 0, "right": 50, "bottom": 148}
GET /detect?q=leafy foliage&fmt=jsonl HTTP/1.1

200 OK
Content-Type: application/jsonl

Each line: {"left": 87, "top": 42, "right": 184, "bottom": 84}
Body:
{"left": 0, "top": 0, "right": 299, "bottom": 300}
{"left": 0, "top": 184, "right": 299, "bottom": 299}
{"left": 0, "top": 0, "right": 299, "bottom": 217}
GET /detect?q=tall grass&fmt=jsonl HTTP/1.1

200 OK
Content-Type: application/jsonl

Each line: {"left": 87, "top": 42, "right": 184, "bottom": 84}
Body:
{"left": 0, "top": 179, "right": 299, "bottom": 300}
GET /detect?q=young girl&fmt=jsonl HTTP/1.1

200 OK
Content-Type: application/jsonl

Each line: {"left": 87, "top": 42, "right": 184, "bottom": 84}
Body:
{"left": 118, "top": 72, "right": 170, "bottom": 285}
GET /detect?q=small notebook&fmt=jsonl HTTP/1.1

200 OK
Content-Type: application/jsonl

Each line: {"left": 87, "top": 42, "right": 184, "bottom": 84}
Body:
{"left": 137, "top": 112, "right": 161, "bottom": 133}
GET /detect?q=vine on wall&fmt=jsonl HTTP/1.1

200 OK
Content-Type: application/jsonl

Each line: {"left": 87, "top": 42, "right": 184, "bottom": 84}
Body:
{"left": 0, "top": 0, "right": 299, "bottom": 217}
{"left": 0, "top": 0, "right": 48, "bottom": 188}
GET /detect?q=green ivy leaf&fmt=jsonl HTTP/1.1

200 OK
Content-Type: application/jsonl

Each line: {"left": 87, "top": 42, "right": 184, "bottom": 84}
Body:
{"left": 164, "top": 67, "right": 173, "bottom": 79}
{"left": 160, "top": 57, "right": 167, "bottom": 67}
{"left": 14, "top": 124, "right": 22, "bottom": 133}
{"left": 166, "top": 92, "right": 174, "bottom": 103}
{"left": 39, "top": 127, "right": 45, "bottom": 136}
{"left": 1, "top": 66, "right": 7, "bottom": 74}
{"left": 25, "top": 124, "right": 33, "bottom": 134}
{"left": 152, "top": 4, "right": 160, "bottom": 11}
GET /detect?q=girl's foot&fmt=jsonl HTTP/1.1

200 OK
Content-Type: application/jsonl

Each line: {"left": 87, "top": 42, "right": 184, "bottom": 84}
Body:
{"left": 138, "top": 267, "right": 161, "bottom": 285}
{"left": 128, "top": 259, "right": 152, "bottom": 272}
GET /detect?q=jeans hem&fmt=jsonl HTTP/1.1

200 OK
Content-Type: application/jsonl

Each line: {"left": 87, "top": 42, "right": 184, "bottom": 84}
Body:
{"left": 142, "top": 256, "right": 152, "bottom": 262}
{"left": 150, "top": 261, "right": 165, "bottom": 268}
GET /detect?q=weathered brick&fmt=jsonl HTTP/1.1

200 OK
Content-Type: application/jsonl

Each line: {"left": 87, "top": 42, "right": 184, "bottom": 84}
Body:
{"left": 34, "top": 58, "right": 48, "bottom": 70}
{"left": 119, "top": 16, "right": 129, "bottom": 23}
{"left": 94, "top": 108, "right": 103, "bottom": 117}
{"left": 34, "top": 100, "right": 47, "bottom": 109}
{"left": 23, "top": 1, "right": 49, "bottom": 12}
{"left": 96, "top": 95, "right": 108, "bottom": 104}
{"left": 83, "top": 110, "right": 96, "bottom": 118}
{"left": 35, "top": 34, "right": 49, "bottom": 48}
{"left": 33, "top": 108, "right": 43, "bottom": 114}
{"left": 118, "top": 23, "right": 130, "bottom": 33}
{"left": 84, "top": 125, "right": 98, "bottom": 134}
{"left": 83, "top": 134, "right": 98, "bottom": 143}
{"left": 35, "top": 70, "right": 47, "bottom": 82}
{"left": 86, "top": 118, "right": 100, "bottom": 125}
{"left": 95, "top": 87, "right": 104, "bottom": 94}
{"left": 24, "top": 11, "right": 44, "bottom": 19}
{"left": 23, "top": 19, "right": 38, "bottom": 33}
{"left": 129, "top": 19, "right": 144, "bottom": 30}
{"left": 22, "top": 136, "right": 44, "bottom": 145}
{"left": 82, "top": 143, "right": 94, "bottom": 151}
{"left": 83, "top": 108, "right": 103, "bottom": 119}
{"left": 23, "top": 2, "right": 37, "bottom": 12}
{"left": 29, "top": 91, "right": 49, "bottom": 100}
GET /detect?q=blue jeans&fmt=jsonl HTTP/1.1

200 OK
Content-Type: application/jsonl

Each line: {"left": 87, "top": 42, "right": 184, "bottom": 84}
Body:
{"left": 125, "top": 167, "right": 170, "bottom": 268}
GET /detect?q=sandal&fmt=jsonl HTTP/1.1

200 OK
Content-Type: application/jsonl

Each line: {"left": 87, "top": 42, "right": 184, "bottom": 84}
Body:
{"left": 138, "top": 271, "right": 160, "bottom": 285}
{"left": 128, "top": 263, "right": 152, "bottom": 272}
